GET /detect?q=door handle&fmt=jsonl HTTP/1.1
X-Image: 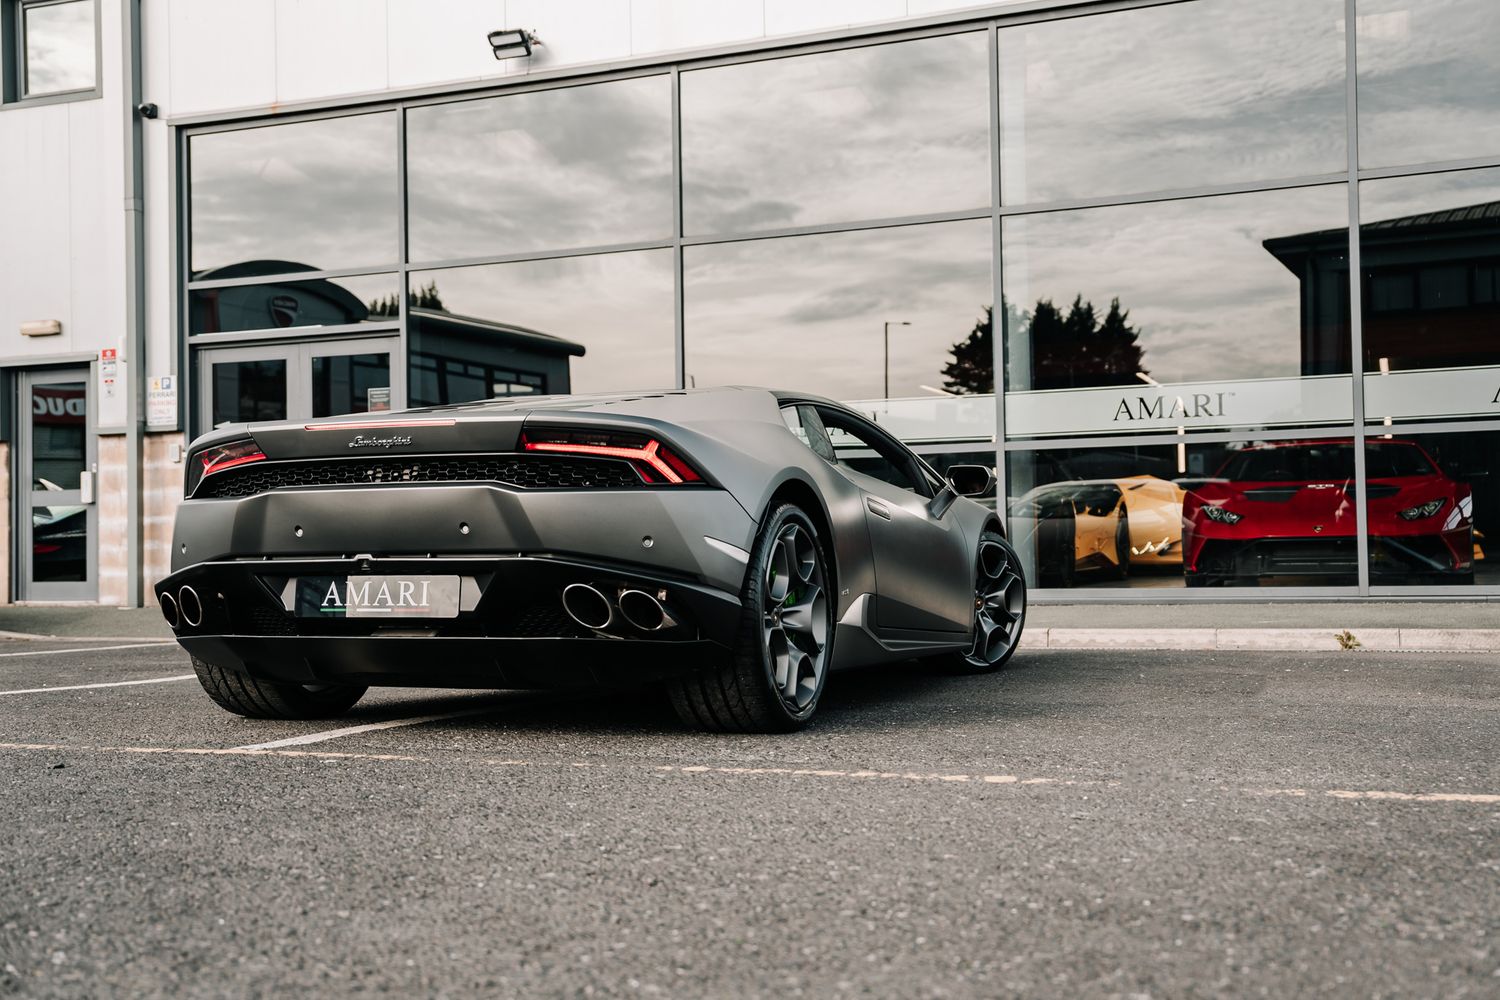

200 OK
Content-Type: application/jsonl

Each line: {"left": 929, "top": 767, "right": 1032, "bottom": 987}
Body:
{"left": 865, "top": 497, "right": 891, "bottom": 520}
{"left": 80, "top": 468, "right": 95, "bottom": 505}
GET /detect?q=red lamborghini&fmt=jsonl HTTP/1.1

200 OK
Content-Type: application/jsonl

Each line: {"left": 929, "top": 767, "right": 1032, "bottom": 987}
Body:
{"left": 1183, "top": 439, "right": 1473, "bottom": 586}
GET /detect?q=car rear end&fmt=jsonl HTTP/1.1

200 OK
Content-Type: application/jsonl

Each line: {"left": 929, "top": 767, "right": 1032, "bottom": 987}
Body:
{"left": 156, "top": 408, "right": 758, "bottom": 690}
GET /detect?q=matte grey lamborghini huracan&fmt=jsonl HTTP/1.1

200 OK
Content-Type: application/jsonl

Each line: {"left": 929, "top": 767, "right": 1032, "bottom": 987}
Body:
{"left": 157, "top": 387, "right": 1026, "bottom": 732}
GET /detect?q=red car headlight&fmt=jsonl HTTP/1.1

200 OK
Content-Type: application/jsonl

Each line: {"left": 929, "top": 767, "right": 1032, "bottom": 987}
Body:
{"left": 1397, "top": 498, "right": 1446, "bottom": 521}
{"left": 186, "top": 438, "right": 266, "bottom": 497}
{"left": 1200, "top": 504, "right": 1242, "bottom": 525}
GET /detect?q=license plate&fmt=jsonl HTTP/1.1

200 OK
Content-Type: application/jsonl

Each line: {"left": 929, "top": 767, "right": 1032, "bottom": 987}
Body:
{"left": 290, "top": 575, "right": 462, "bottom": 619}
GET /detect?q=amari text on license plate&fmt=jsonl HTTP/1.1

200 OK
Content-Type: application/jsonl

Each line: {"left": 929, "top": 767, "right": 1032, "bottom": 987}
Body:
{"left": 291, "top": 575, "right": 462, "bottom": 618}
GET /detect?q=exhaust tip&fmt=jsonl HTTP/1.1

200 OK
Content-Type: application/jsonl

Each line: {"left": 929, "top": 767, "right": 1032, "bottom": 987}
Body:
{"left": 159, "top": 591, "right": 180, "bottom": 630}
{"left": 178, "top": 585, "right": 204, "bottom": 629}
{"left": 618, "top": 589, "right": 667, "bottom": 632}
{"left": 561, "top": 583, "right": 612, "bottom": 632}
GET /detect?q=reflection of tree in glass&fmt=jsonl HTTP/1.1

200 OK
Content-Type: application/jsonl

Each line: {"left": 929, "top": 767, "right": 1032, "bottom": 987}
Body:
{"left": 942, "top": 295, "right": 1148, "bottom": 393}
{"left": 368, "top": 281, "right": 446, "bottom": 318}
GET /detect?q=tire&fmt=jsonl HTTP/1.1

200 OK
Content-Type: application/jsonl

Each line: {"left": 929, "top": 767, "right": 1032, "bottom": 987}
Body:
{"left": 667, "top": 503, "right": 834, "bottom": 733}
{"left": 1038, "top": 508, "right": 1077, "bottom": 589}
{"left": 191, "top": 655, "right": 367, "bottom": 720}
{"left": 932, "top": 530, "right": 1027, "bottom": 675}
{"left": 1108, "top": 507, "right": 1131, "bottom": 580}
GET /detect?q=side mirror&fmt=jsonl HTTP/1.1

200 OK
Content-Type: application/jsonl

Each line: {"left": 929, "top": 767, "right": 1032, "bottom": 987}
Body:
{"left": 946, "top": 464, "right": 995, "bottom": 498}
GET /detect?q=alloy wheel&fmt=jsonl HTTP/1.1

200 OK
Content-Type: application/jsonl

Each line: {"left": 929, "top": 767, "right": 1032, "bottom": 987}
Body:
{"left": 967, "top": 539, "right": 1025, "bottom": 666}
{"left": 763, "top": 520, "right": 829, "bottom": 712}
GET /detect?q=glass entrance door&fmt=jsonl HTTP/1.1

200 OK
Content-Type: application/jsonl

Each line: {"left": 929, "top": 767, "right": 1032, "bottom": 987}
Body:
{"left": 16, "top": 369, "right": 96, "bottom": 601}
{"left": 197, "top": 337, "right": 401, "bottom": 430}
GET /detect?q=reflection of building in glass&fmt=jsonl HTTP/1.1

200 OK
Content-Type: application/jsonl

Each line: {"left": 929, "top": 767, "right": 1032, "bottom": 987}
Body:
{"left": 407, "top": 308, "right": 585, "bottom": 406}
{"left": 1264, "top": 201, "right": 1500, "bottom": 372}
{"left": 190, "top": 261, "right": 377, "bottom": 333}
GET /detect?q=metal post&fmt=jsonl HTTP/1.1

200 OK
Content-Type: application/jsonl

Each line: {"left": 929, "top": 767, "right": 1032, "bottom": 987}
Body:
{"left": 883, "top": 320, "right": 909, "bottom": 399}
{"left": 123, "top": 0, "right": 146, "bottom": 607}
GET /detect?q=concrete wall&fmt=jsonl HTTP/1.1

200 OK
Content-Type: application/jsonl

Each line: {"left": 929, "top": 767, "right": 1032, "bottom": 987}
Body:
{"left": 142, "top": 432, "right": 184, "bottom": 600}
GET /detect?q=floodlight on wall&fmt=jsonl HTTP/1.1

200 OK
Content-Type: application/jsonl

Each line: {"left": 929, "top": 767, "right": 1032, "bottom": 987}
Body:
{"left": 20, "top": 319, "right": 62, "bottom": 337}
{"left": 488, "top": 29, "right": 540, "bottom": 59}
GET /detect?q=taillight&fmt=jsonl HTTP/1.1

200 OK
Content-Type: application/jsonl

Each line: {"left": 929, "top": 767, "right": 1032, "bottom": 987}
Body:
{"left": 521, "top": 429, "right": 703, "bottom": 485}
{"left": 186, "top": 438, "right": 266, "bottom": 496}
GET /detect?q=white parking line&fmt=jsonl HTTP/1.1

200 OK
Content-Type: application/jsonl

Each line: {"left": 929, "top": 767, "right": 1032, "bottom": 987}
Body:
{"left": 0, "top": 674, "right": 195, "bottom": 696}
{"left": 234, "top": 704, "right": 503, "bottom": 750}
{"left": 0, "top": 641, "right": 175, "bottom": 659}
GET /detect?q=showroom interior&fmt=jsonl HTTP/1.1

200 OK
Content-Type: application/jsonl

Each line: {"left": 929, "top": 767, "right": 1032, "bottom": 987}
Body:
{"left": 4, "top": 0, "right": 1498, "bottom": 603}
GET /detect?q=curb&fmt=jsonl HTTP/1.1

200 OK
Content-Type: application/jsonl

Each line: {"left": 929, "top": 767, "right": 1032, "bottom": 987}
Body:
{"left": 1024, "top": 628, "right": 1500, "bottom": 653}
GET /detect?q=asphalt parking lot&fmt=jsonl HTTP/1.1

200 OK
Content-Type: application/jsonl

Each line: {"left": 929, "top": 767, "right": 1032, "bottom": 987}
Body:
{"left": 2, "top": 638, "right": 1497, "bottom": 998}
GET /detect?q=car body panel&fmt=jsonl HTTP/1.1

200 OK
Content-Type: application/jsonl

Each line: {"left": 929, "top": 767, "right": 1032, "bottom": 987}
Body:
{"left": 161, "top": 387, "right": 1003, "bottom": 689}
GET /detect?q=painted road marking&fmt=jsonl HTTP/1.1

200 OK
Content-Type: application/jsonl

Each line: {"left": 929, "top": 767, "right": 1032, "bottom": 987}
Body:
{"left": 1, "top": 741, "right": 1494, "bottom": 806}
{"left": 234, "top": 704, "right": 504, "bottom": 750}
{"left": 0, "top": 674, "right": 195, "bottom": 696}
{"left": 0, "top": 641, "right": 175, "bottom": 659}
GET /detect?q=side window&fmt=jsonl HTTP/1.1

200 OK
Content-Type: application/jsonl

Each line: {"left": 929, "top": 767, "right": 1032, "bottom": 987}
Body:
{"left": 780, "top": 404, "right": 838, "bottom": 463}
{"left": 816, "top": 407, "right": 927, "bottom": 496}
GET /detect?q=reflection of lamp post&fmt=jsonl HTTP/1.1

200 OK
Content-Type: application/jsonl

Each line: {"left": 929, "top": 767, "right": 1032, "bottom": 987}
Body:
{"left": 1137, "top": 371, "right": 1187, "bottom": 474}
{"left": 883, "top": 321, "right": 910, "bottom": 399}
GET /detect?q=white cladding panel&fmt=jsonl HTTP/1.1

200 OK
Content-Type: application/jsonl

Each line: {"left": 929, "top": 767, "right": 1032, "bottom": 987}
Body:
{"left": 275, "top": 0, "right": 389, "bottom": 102}
{"left": 387, "top": 0, "right": 518, "bottom": 88}
{"left": 506, "top": 0, "right": 633, "bottom": 71}
{"left": 168, "top": 0, "right": 277, "bottom": 114}
{"left": 764, "top": 0, "right": 906, "bottom": 37}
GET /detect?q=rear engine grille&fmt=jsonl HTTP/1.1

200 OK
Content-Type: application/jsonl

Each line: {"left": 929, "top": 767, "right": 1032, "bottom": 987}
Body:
{"left": 198, "top": 454, "right": 644, "bottom": 499}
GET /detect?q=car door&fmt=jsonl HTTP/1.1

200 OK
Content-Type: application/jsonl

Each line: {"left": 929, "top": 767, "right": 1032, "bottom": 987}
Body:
{"left": 810, "top": 405, "right": 973, "bottom": 635}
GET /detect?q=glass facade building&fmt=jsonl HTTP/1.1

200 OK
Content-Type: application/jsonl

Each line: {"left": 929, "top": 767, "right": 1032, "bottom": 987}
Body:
{"left": 178, "top": 0, "right": 1500, "bottom": 599}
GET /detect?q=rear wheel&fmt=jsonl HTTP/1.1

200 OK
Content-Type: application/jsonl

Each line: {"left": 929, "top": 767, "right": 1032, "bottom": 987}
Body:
{"left": 934, "top": 530, "right": 1027, "bottom": 674}
{"left": 191, "top": 655, "right": 367, "bottom": 720}
{"left": 667, "top": 503, "right": 833, "bottom": 732}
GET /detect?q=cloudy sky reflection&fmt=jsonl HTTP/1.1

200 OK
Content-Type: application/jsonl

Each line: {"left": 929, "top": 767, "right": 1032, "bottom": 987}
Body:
{"left": 682, "top": 33, "right": 991, "bottom": 235}
{"left": 1004, "top": 186, "right": 1352, "bottom": 388}
{"left": 998, "top": 0, "right": 1346, "bottom": 205}
{"left": 685, "top": 221, "right": 992, "bottom": 399}
{"left": 190, "top": 113, "right": 398, "bottom": 277}
{"left": 406, "top": 76, "right": 674, "bottom": 262}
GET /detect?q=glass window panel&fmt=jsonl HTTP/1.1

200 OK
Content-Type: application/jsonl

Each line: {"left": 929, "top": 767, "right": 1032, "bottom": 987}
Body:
{"left": 682, "top": 33, "right": 991, "bottom": 234}
{"left": 311, "top": 353, "right": 391, "bottom": 418}
{"left": 997, "top": 0, "right": 1346, "bottom": 205}
{"left": 407, "top": 250, "right": 674, "bottom": 405}
{"left": 1364, "top": 430, "right": 1493, "bottom": 587}
{"left": 1356, "top": 0, "right": 1500, "bottom": 169}
{"left": 189, "top": 274, "right": 398, "bottom": 335}
{"left": 211, "top": 359, "right": 287, "bottom": 427}
{"left": 1007, "top": 438, "right": 1357, "bottom": 591}
{"left": 190, "top": 113, "right": 398, "bottom": 277}
{"left": 684, "top": 221, "right": 994, "bottom": 431}
{"left": 406, "top": 76, "right": 673, "bottom": 262}
{"left": 22, "top": 0, "right": 95, "bottom": 97}
{"left": 29, "top": 381, "right": 86, "bottom": 490}
{"left": 1358, "top": 168, "right": 1500, "bottom": 425}
{"left": 1002, "top": 186, "right": 1352, "bottom": 439}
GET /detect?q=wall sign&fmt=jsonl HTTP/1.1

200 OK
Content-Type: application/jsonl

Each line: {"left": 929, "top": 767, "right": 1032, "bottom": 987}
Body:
{"left": 147, "top": 375, "right": 178, "bottom": 428}
{"left": 1004, "top": 374, "right": 1354, "bottom": 438}
{"left": 1363, "top": 365, "right": 1500, "bottom": 423}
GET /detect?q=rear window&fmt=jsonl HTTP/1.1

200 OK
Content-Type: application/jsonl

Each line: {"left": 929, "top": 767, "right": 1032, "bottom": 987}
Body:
{"left": 1366, "top": 442, "right": 1436, "bottom": 478}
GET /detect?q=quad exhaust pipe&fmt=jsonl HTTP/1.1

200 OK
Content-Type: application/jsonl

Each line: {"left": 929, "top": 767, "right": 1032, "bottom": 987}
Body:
{"left": 561, "top": 583, "right": 676, "bottom": 635}
{"left": 618, "top": 589, "right": 669, "bottom": 632}
{"left": 160, "top": 590, "right": 180, "bottom": 630}
{"left": 561, "top": 583, "right": 614, "bottom": 631}
{"left": 178, "top": 585, "right": 204, "bottom": 628}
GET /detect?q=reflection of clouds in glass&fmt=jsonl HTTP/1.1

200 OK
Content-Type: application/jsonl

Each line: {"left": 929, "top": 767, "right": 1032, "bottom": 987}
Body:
{"left": 1003, "top": 186, "right": 1349, "bottom": 384}
{"left": 1360, "top": 167, "right": 1500, "bottom": 225}
{"left": 1358, "top": 0, "right": 1500, "bottom": 168}
{"left": 410, "top": 251, "right": 674, "bottom": 394}
{"left": 685, "top": 220, "right": 991, "bottom": 399}
{"left": 23, "top": 0, "right": 95, "bottom": 95}
{"left": 999, "top": 0, "right": 1345, "bottom": 204}
{"left": 683, "top": 33, "right": 990, "bottom": 235}
{"left": 190, "top": 113, "right": 398, "bottom": 276}
{"left": 406, "top": 76, "right": 673, "bottom": 262}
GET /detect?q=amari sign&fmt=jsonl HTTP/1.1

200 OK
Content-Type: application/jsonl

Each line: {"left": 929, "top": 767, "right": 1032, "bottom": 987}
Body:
{"left": 1363, "top": 365, "right": 1500, "bottom": 422}
{"left": 1004, "top": 374, "right": 1354, "bottom": 438}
